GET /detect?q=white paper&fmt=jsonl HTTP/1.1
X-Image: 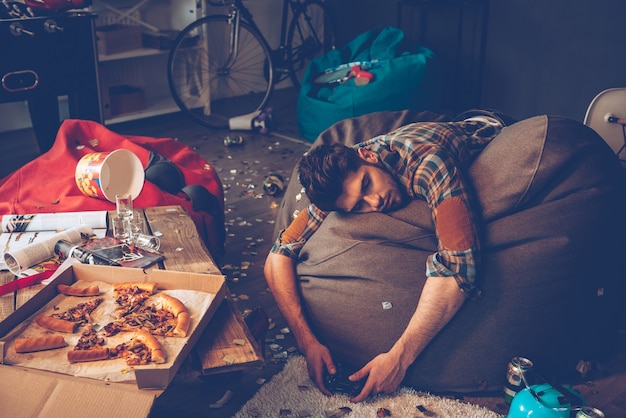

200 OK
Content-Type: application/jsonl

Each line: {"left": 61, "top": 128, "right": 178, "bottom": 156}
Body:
{"left": 0, "top": 211, "right": 109, "bottom": 274}
{"left": 1, "top": 211, "right": 108, "bottom": 233}
{"left": 2, "top": 226, "right": 95, "bottom": 275}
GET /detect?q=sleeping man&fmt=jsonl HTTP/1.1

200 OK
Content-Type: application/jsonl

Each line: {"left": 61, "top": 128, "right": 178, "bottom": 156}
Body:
{"left": 264, "top": 116, "right": 504, "bottom": 402}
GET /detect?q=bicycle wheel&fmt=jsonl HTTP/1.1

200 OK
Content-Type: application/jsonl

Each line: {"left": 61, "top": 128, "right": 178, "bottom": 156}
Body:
{"left": 286, "top": 0, "right": 338, "bottom": 90}
{"left": 168, "top": 15, "right": 274, "bottom": 129}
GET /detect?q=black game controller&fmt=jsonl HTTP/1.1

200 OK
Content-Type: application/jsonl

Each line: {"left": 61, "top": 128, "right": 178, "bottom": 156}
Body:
{"left": 323, "top": 363, "right": 366, "bottom": 397}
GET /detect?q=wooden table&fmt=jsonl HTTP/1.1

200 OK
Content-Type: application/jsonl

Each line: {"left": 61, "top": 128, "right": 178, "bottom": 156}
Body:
{"left": 141, "top": 206, "right": 264, "bottom": 374}
{"left": 0, "top": 205, "right": 263, "bottom": 375}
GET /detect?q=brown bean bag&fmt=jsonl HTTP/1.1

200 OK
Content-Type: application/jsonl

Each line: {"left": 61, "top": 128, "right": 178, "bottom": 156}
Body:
{"left": 274, "top": 111, "right": 626, "bottom": 393}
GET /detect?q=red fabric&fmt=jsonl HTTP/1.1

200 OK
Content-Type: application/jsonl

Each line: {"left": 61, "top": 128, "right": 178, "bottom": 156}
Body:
{"left": 0, "top": 119, "right": 225, "bottom": 258}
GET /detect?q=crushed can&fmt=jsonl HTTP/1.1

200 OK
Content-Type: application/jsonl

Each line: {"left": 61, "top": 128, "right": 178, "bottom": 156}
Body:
{"left": 263, "top": 173, "right": 285, "bottom": 196}
{"left": 224, "top": 135, "right": 245, "bottom": 147}
{"left": 576, "top": 407, "right": 605, "bottom": 418}
{"left": 504, "top": 356, "right": 534, "bottom": 404}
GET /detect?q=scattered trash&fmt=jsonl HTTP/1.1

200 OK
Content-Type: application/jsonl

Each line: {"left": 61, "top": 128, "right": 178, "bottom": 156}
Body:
{"left": 416, "top": 405, "right": 436, "bottom": 417}
{"left": 326, "top": 406, "right": 352, "bottom": 418}
{"left": 223, "top": 354, "right": 236, "bottom": 364}
{"left": 209, "top": 390, "right": 234, "bottom": 408}
{"left": 224, "top": 135, "right": 245, "bottom": 147}
{"left": 263, "top": 173, "right": 285, "bottom": 196}
{"left": 377, "top": 407, "right": 392, "bottom": 417}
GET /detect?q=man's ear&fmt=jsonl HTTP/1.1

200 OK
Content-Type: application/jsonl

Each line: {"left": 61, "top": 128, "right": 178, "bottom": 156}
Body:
{"left": 357, "top": 148, "right": 379, "bottom": 163}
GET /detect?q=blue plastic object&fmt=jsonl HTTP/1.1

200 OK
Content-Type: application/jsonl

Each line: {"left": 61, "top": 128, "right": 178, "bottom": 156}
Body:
{"left": 506, "top": 383, "right": 585, "bottom": 418}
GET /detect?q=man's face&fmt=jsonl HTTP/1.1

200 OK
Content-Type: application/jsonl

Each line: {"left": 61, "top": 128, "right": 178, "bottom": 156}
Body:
{"left": 334, "top": 148, "right": 406, "bottom": 213}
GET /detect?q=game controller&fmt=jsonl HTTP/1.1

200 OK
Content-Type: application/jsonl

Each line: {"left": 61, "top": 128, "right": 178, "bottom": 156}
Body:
{"left": 323, "top": 363, "right": 366, "bottom": 397}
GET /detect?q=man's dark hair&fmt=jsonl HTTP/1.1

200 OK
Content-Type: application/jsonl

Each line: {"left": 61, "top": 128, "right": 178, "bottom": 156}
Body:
{"left": 298, "top": 143, "right": 362, "bottom": 211}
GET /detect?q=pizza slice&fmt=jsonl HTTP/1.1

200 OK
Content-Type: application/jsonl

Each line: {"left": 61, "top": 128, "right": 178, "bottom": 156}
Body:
{"left": 113, "top": 282, "right": 158, "bottom": 316}
{"left": 36, "top": 297, "right": 104, "bottom": 333}
{"left": 107, "top": 288, "right": 190, "bottom": 338}
{"left": 148, "top": 293, "right": 191, "bottom": 337}
{"left": 109, "top": 331, "right": 166, "bottom": 365}
{"left": 67, "top": 325, "right": 109, "bottom": 363}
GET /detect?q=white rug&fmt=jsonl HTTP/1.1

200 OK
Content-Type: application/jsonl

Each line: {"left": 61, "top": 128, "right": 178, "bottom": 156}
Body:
{"left": 235, "top": 356, "right": 503, "bottom": 418}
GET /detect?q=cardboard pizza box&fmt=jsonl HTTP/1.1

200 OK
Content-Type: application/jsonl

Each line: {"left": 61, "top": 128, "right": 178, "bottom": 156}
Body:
{"left": 0, "top": 260, "right": 227, "bottom": 417}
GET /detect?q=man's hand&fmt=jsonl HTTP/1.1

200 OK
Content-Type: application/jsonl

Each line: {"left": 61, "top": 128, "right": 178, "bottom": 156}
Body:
{"left": 301, "top": 341, "right": 336, "bottom": 396}
{"left": 347, "top": 351, "right": 406, "bottom": 402}
{"left": 348, "top": 276, "right": 466, "bottom": 403}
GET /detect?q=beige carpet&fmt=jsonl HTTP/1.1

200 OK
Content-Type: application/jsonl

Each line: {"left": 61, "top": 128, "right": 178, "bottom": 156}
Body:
{"left": 235, "top": 356, "right": 504, "bottom": 417}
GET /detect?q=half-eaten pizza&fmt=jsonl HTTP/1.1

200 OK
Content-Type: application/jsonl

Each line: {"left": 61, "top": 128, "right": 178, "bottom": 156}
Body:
{"left": 17, "top": 281, "right": 190, "bottom": 366}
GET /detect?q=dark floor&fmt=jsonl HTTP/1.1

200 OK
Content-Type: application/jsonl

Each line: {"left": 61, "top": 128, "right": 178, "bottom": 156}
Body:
{"left": 1, "top": 88, "right": 625, "bottom": 417}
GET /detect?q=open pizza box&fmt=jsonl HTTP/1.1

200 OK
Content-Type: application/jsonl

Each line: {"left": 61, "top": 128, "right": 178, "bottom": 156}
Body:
{"left": 0, "top": 259, "right": 227, "bottom": 417}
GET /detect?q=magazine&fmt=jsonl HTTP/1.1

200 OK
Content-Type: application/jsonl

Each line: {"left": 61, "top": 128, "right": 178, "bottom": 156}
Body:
{"left": 1, "top": 211, "right": 108, "bottom": 275}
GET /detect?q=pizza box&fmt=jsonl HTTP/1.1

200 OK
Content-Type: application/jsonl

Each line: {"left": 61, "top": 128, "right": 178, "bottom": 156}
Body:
{"left": 0, "top": 260, "right": 227, "bottom": 417}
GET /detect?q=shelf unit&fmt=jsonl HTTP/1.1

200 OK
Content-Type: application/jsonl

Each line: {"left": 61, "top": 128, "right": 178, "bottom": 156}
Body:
{"left": 92, "top": 0, "right": 202, "bottom": 124}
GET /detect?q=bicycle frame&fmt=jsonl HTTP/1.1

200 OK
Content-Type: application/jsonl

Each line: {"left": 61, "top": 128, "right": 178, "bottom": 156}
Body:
{"left": 216, "top": 0, "right": 318, "bottom": 74}
{"left": 218, "top": 1, "right": 254, "bottom": 70}
{"left": 169, "top": 0, "right": 336, "bottom": 128}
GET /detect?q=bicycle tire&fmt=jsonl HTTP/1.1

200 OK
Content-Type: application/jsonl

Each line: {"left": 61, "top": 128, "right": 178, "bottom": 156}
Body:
{"left": 168, "top": 15, "right": 274, "bottom": 129}
{"left": 286, "top": 0, "right": 338, "bottom": 90}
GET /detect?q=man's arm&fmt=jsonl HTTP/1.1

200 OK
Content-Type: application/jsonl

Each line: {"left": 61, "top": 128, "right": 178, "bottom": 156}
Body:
{"left": 264, "top": 252, "right": 336, "bottom": 395}
{"left": 348, "top": 275, "right": 465, "bottom": 402}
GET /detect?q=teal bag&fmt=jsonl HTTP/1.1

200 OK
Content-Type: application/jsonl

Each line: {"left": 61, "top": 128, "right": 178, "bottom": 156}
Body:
{"left": 297, "top": 26, "right": 442, "bottom": 142}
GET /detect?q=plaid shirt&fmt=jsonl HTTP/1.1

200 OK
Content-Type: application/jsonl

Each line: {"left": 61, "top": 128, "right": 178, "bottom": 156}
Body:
{"left": 272, "top": 121, "right": 500, "bottom": 298}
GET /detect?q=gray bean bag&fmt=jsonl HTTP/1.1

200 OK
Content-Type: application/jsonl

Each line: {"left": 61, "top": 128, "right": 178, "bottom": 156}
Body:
{"left": 274, "top": 111, "right": 626, "bottom": 393}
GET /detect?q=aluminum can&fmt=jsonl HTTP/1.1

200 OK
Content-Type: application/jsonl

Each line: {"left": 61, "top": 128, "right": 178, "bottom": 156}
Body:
{"left": 503, "top": 356, "right": 534, "bottom": 404}
{"left": 263, "top": 173, "right": 285, "bottom": 196}
{"left": 224, "top": 135, "right": 244, "bottom": 147}
{"left": 576, "top": 407, "right": 605, "bottom": 418}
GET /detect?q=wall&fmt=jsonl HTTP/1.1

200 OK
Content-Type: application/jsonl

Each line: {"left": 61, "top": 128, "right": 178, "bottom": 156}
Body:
{"left": 3, "top": 1, "right": 624, "bottom": 132}
{"left": 484, "top": 0, "right": 626, "bottom": 121}
{"left": 331, "top": 0, "right": 626, "bottom": 122}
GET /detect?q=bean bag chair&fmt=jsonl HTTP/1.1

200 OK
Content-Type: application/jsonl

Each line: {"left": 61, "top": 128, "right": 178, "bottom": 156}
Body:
{"left": 0, "top": 119, "right": 225, "bottom": 259}
{"left": 297, "top": 26, "right": 441, "bottom": 142}
{"left": 273, "top": 110, "right": 626, "bottom": 393}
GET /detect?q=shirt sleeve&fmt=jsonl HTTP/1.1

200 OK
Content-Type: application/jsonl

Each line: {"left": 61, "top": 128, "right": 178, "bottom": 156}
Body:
{"left": 270, "top": 204, "right": 328, "bottom": 260}
{"left": 414, "top": 152, "right": 481, "bottom": 298}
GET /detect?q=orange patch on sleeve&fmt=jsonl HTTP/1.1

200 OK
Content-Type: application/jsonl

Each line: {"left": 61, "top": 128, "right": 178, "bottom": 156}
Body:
{"left": 435, "top": 197, "right": 474, "bottom": 251}
{"left": 280, "top": 210, "right": 310, "bottom": 244}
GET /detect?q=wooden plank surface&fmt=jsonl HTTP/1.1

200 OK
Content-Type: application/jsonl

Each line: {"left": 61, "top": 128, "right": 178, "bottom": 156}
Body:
{"left": 0, "top": 205, "right": 262, "bottom": 375}
{"left": 138, "top": 206, "right": 263, "bottom": 373}
{"left": 142, "top": 206, "right": 221, "bottom": 275}
{"left": 194, "top": 296, "right": 264, "bottom": 375}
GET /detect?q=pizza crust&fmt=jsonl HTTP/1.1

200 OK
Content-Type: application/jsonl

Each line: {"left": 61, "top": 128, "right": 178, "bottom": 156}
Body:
{"left": 133, "top": 331, "right": 166, "bottom": 364}
{"left": 14, "top": 335, "right": 67, "bottom": 353}
{"left": 113, "top": 282, "right": 158, "bottom": 294}
{"left": 35, "top": 315, "right": 79, "bottom": 333}
{"left": 67, "top": 347, "right": 110, "bottom": 363}
{"left": 150, "top": 293, "right": 191, "bottom": 337}
{"left": 57, "top": 284, "right": 100, "bottom": 297}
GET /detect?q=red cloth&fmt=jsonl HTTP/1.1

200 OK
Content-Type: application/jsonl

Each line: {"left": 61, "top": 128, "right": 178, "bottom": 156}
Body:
{"left": 0, "top": 119, "right": 225, "bottom": 258}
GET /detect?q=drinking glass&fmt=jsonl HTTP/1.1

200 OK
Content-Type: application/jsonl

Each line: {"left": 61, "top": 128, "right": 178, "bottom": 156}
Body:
{"left": 111, "top": 216, "right": 130, "bottom": 243}
{"left": 115, "top": 193, "right": 133, "bottom": 219}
